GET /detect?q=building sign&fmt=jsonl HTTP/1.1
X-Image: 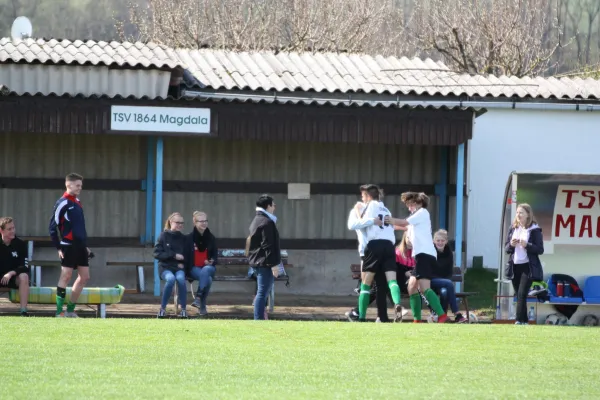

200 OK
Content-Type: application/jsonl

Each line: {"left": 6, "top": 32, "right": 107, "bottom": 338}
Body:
{"left": 552, "top": 185, "right": 600, "bottom": 245}
{"left": 111, "top": 106, "right": 210, "bottom": 134}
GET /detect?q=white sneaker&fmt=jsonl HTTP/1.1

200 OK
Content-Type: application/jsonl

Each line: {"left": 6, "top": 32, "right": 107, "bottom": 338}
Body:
{"left": 64, "top": 311, "right": 79, "bottom": 318}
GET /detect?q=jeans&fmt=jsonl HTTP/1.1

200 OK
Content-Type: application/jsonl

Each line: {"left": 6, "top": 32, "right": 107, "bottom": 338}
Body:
{"left": 190, "top": 265, "right": 216, "bottom": 301}
{"left": 254, "top": 267, "right": 274, "bottom": 320}
{"left": 431, "top": 278, "right": 459, "bottom": 314}
{"left": 512, "top": 263, "right": 531, "bottom": 323}
{"left": 160, "top": 269, "right": 187, "bottom": 310}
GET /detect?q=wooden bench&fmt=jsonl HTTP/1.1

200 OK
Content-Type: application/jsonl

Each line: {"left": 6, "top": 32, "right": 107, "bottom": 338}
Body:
{"left": 350, "top": 264, "right": 477, "bottom": 322}
{"left": 0, "top": 285, "right": 125, "bottom": 318}
{"left": 174, "top": 249, "right": 292, "bottom": 314}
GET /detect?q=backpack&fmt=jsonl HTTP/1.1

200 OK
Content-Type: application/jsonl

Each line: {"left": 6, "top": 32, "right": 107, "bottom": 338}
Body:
{"left": 547, "top": 273, "right": 584, "bottom": 319}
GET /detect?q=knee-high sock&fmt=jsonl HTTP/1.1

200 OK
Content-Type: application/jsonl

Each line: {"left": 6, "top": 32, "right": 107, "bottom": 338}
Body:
{"left": 56, "top": 287, "right": 66, "bottom": 314}
{"left": 358, "top": 283, "right": 371, "bottom": 320}
{"left": 387, "top": 280, "right": 401, "bottom": 305}
{"left": 424, "top": 288, "right": 445, "bottom": 316}
{"left": 410, "top": 293, "right": 422, "bottom": 321}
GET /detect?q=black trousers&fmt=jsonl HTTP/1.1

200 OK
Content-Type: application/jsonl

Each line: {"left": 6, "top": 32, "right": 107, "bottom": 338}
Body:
{"left": 353, "top": 271, "right": 393, "bottom": 321}
{"left": 512, "top": 263, "right": 531, "bottom": 323}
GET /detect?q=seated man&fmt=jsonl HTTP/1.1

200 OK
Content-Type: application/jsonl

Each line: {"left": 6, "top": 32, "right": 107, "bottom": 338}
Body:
{"left": 0, "top": 217, "right": 30, "bottom": 316}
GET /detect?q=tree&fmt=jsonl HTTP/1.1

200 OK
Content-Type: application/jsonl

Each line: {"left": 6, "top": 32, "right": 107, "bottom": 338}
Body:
{"left": 116, "top": 0, "right": 407, "bottom": 54}
{"left": 409, "top": 0, "right": 562, "bottom": 77}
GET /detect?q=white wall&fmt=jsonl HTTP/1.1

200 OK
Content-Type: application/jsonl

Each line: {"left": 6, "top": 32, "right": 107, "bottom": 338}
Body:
{"left": 468, "top": 108, "right": 600, "bottom": 269}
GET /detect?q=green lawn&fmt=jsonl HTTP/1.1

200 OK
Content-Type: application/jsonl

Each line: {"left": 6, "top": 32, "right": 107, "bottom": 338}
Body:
{"left": 1, "top": 319, "right": 598, "bottom": 399}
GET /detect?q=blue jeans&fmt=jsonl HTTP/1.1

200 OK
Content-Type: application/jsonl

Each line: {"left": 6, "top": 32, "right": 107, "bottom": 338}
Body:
{"left": 190, "top": 265, "right": 216, "bottom": 301}
{"left": 160, "top": 269, "right": 187, "bottom": 310}
{"left": 253, "top": 267, "right": 274, "bottom": 320}
{"left": 431, "top": 278, "right": 458, "bottom": 314}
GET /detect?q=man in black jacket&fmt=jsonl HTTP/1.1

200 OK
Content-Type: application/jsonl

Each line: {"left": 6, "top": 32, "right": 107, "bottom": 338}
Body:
{"left": 248, "top": 195, "right": 281, "bottom": 320}
{"left": 0, "top": 217, "right": 30, "bottom": 316}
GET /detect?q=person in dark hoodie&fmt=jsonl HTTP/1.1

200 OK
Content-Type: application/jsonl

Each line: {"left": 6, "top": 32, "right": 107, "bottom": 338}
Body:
{"left": 431, "top": 229, "right": 466, "bottom": 323}
{"left": 154, "top": 212, "right": 191, "bottom": 319}
{"left": 189, "top": 211, "right": 218, "bottom": 316}
{"left": 505, "top": 203, "right": 544, "bottom": 325}
{"left": 247, "top": 195, "right": 281, "bottom": 320}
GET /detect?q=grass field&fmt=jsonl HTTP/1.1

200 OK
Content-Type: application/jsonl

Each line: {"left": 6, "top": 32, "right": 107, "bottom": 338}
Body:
{"left": 1, "top": 319, "right": 599, "bottom": 399}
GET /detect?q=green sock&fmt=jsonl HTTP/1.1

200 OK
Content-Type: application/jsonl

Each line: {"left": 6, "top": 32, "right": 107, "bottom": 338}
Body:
{"left": 410, "top": 293, "right": 422, "bottom": 320}
{"left": 358, "top": 283, "right": 371, "bottom": 320}
{"left": 56, "top": 287, "right": 66, "bottom": 315}
{"left": 387, "top": 280, "right": 401, "bottom": 305}
{"left": 66, "top": 302, "right": 76, "bottom": 313}
{"left": 424, "top": 289, "right": 445, "bottom": 316}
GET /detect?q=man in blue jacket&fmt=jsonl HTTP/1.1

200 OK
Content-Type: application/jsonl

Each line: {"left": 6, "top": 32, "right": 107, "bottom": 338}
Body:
{"left": 49, "top": 173, "right": 91, "bottom": 318}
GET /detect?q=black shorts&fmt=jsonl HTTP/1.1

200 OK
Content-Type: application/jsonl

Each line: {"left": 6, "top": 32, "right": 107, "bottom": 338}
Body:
{"left": 60, "top": 245, "right": 89, "bottom": 269}
{"left": 362, "top": 240, "right": 396, "bottom": 274}
{"left": 396, "top": 263, "right": 415, "bottom": 292}
{"left": 414, "top": 253, "right": 437, "bottom": 280}
{"left": 0, "top": 274, "right": 27, "bottom": 289}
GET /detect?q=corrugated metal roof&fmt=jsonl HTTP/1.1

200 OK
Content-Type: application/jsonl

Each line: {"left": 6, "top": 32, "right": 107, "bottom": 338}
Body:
{"left": 1, "top": 37, "right": 599, "bottom": 101}
{"left": 0, "top": 38, "right": 182, "bottom": 69}
{"left": 178, "top": 49, "right": 600, "bottom": 100}
{"left": 0, "top": 63, "right": 170, "bottom": 98}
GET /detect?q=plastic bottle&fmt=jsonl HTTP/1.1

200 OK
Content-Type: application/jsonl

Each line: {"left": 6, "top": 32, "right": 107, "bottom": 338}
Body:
{"left": 496, "top": 304, "right": 501, "bottom": 320}
{"left": 528, "top": 306, "right": 535, "bottom": 322}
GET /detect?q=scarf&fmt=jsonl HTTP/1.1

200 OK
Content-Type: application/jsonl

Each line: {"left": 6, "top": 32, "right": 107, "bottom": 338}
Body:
{"left": 256, "top": 207, "right": 277, "bottom": 223}
{"left": 192, "top": 227, "right": 212, "bottom": 252}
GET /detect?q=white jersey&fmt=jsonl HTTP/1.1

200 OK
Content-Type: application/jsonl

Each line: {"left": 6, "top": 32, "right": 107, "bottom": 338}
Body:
{"left": 347, "top": 206, "right": 369, "bottom": 256}
{"left": 406, "top": 207, "right": 437, "bottom": 258}
{"left": 364, "top": 200, "right": 396, "bottom": 244}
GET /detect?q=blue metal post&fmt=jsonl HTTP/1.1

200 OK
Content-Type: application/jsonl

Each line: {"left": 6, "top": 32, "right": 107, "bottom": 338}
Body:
{"left": 455, "top": 143, "right": 465, "bottom": 292}
{"left": 435, "top": 147, "right": 449, "bottom": 230}
{"left": 153, "top": 137, "right": 164, "bottom": 296}
{"left": 144, "top": 136, "right": 155, "bottom": 245}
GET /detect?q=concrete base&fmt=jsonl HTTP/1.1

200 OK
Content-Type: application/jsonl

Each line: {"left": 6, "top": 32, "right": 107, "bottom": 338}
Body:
{"left": 30, "top": 247, "right": 360, "bottom": 297}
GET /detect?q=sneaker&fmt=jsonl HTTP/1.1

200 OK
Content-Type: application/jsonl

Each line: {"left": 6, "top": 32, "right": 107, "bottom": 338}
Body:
{"left": 437, "top": 314, "right": 449, "bottom": 323}
{"left": 191, "top": 299, "right": 202, "bottom": 309}
{"left": 413, "top": 319, "right": 423, "bottom": 323}
{"left": 528, "top": 286, "right": 548, "bottom": 297}
{"left": 264, "top": 310, "right": 268, "bottom": 320}
{"left": 394, "top": 304, "right": 408, "bottom": 323}
{"left": 199, "top": 306, "right": 208, "bottom": 316}
{"left": 64, "top": 311, "right": 79, "bottom": 318}
{"left": 20, "top": 310, "right": 29, "bottom": 317}
{"left": 345, "top": 309, "right": 359, "bottom": 322}
{"left": 455, "top": 313, "right": 467, "bottom": 323}
{"left": 56, "top": 312, "right": 65, "bottom": 318}
{"left": 179, "top": 309, "right": 188, "bottom": 318}
{"left": 515, "top": 321, "right": 529, "bottom": 325}
{"left": 375, "top": 317, "right": 382, "bottom": 323}
{"left": 157, "top": 309, "right": 166, "bottom": 319}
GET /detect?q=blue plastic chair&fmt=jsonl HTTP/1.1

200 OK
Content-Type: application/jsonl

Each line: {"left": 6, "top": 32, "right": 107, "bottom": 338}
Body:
{"left": 583, "top": 276, "right": 600, "bottom": 304}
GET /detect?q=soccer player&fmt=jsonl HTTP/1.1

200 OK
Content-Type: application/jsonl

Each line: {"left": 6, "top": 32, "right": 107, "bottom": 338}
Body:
{"left": 352, "top": 184, "right": 404, "bottom": 322}
{"left": 0, "top": 217, "right": 30, "bottom": 316}
{"left": 384, "top": 192, "right": 449, "bottom": 323}
{"left": 49, "top": 173, "right": 90, "bottom": 318}
{"left": 345, "top": 201, "right": 396, "bottom": 322}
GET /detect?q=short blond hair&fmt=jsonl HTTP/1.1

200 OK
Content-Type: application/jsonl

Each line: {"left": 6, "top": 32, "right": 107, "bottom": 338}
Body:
{"left": 0, "top": 217, "right": 13, "bottom": 230}
{"left": 434, "top": 229, "right": 448, "bottom": 241}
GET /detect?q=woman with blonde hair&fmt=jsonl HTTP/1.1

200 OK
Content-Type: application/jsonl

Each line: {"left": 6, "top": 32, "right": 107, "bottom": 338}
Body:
{"left": 431, "top": 229, "right": 466, "bottom": 323}
{"left": 153, "top": 212, "right": 191, "bottom": 318}
{"left": 188, "top": 211, "right": 218, "bottom": 316}
{"left": 505, "top": 203, "right": 544, "bottom": 325}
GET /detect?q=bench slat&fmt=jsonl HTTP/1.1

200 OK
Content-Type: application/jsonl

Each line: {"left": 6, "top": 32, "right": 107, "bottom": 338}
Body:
{"left": 106, "top": 262, "right": 154, "bottom": 266}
